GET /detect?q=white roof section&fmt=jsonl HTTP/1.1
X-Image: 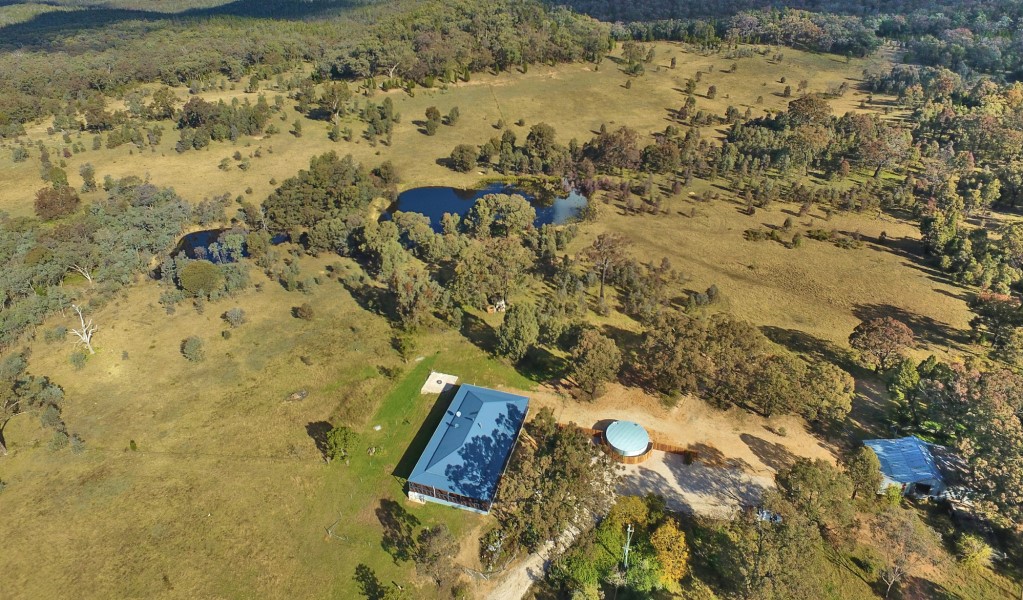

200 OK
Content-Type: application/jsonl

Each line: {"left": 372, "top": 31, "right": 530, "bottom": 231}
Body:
{"left": 421, "top": 371, "right": 459, "bottom": 394}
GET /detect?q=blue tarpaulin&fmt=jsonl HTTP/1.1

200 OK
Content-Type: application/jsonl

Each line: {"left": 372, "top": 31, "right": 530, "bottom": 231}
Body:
{"left": 863, "top": 436, "right": 945, "bottom": 493}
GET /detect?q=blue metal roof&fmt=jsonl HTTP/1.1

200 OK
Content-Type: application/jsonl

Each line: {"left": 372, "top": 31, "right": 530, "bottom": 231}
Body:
{"left": 605, "top": 420, "right": 650, "bottom": 457}
{"left": 863, "top": 436, "right": 943, "bottom": 487}
{"left": 408, "top": 385, "right": 529, "bottom": 503}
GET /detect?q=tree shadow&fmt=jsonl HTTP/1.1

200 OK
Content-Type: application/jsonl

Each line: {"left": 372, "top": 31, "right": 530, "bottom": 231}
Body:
{"left": 392, "top": 387, "right": 457, "bottom": 480}
{"left": 688, "top": 442, "right": 727, "bottom": 467}
{"left": 851, "top": 302, "right": 970, "bottom": 351}
{"left": 903, "top": 575, "right": 957, "bottom": 600}
{"left": 515, "top": 345, "right": 565, "bottom": 383}
{"left": 353, "top": 563, "right": 384, "bottom": 600}
{"left": 458, "top": 311, "right": 497, "bottom": 354}
{"left": 739, "top": 433, "right": 795, "bottom": 471}
{"left": 338, "top": 276, "right": 392, "bottom": 320}
{"left": 760, "top": 326, "right": 862, "bottom": 374}
{"left": 305, "top": 421, "right": 332, "bottom": 462}
{"left": 443, "top": 402, "right": 525, "bottom": 502}
{"left": 375, "top": 498, "right": 421, "bottom": 564}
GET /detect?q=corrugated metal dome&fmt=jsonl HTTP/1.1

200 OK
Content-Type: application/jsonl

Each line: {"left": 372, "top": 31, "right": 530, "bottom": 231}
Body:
{"left": 605, "top": 420, "right": 650, "bottom": 457}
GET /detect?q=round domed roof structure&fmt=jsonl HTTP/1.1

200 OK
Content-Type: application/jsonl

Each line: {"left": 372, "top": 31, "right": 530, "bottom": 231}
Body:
{"left": 604, "top": 420, "right": 650, "bottom": 457}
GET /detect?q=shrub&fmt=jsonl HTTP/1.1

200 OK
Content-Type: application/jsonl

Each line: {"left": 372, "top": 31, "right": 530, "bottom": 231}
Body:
{"left": 446, "top": 107, "right": 460, "bottom": 125}
{"left": 70, "top": 434, "right": 86, "bottom": 454}
{"left": 393, "top": 331, "right": 417, "bottom": 361}
{"left": 883, "top": 485, "right": 902, "bottom": 507}
{"left": 12, "top": 147, "right": 28, "bottom": 162}
{"left": 955, "top": 534, "right": 993, "bottom": 569}
{"left": 44, "top": 325, "right": 68, "bottom": 343}
{"left": 744, "top": 228, "right": 769, "bottom": 241}
{"left": 325, "top": 425, "right": 358, "bottom": 462}
{"left": 49, "top": 430, "right": 69, "bottom": 451}
{"left": 295, "top": 303, "right": 315, "bottom": 320}
{"left": 223, "top": 307, "right": 247, "bottom": 328}
{"left": 181, "top": 336, "right": 205, "bottom": 362}
{"left": 69, "top": 351, "right": 87, "bottom": 370}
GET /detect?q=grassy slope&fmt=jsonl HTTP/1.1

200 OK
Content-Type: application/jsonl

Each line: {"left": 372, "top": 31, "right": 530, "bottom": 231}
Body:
{"left": 1, "top": 255, "right": 532, "bottom": 598}
{"left": 0, "top": 43, "right": 1010, "bottom": 598}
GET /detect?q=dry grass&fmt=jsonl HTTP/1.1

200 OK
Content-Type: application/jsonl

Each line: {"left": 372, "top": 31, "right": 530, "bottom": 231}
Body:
{"left": 0, "top": 43, "right": 999, "bottom": 598}
{"left": 0, "top": 42, "right": 889, "bottom": 217}
{"left": 1, "top": 255, "right": 531, "bottom": 599}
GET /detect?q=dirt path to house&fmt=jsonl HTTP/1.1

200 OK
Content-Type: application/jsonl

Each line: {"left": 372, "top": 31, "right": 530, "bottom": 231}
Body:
{"left": 481, "top": 382, "right": 841, "bottom": 599}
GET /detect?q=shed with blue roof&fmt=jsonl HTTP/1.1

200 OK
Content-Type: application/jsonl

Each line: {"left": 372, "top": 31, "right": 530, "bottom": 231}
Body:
{"left": 863, "top": 436, "right": 947, "bottom": 498}
{"left": 407, "top": 384, "right": 529, "bottom": 514}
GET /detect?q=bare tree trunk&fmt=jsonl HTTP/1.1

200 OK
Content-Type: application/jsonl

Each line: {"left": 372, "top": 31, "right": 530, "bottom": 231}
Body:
{"left": 0, "top": 417, "right": 10, "bottom": 456}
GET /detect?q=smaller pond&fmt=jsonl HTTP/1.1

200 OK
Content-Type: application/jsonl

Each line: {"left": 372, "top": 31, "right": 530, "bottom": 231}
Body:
{"left": 173, "top": 228, "right": 287, "bottom": 263}
{"left": 385, "top": 183, "right": 587, "bottom": 232}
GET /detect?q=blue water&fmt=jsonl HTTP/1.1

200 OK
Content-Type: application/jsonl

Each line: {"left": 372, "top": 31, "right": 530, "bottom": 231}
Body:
{"left": 386, "top": 183, "right": 587, "bottom": 232}
{"left": 174, "top": 229, "right": 288, "bottom": 263}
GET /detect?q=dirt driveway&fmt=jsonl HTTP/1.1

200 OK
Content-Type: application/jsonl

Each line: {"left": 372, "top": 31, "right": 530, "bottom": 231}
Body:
{"left": 482, "top": 382, "right": 840, "bottom": 599}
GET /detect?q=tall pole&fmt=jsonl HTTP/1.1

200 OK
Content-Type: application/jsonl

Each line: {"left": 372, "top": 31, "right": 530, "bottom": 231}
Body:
{"left": 623, "top": 523, "right": 634, "bottom": 570}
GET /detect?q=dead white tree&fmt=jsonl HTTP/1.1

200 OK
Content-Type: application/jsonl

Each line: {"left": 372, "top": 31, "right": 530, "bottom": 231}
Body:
{"left": 70, "top": 304, "right": 97, "bottom": 354}
{"left": 70, "top": 264, "right": 94, "bottom": 284}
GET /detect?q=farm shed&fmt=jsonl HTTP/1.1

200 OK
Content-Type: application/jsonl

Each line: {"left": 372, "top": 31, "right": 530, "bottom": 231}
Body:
{"left": 863, "top": 436, "right": 947, "bottom": 498}
{"left": 407, "top": 384, "right": 529, "bottom": 514}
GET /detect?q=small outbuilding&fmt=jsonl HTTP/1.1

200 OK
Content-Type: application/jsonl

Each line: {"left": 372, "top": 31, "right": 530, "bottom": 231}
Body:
{"left": 863, "top": 436, "right": 947, "bottom": 498}
{"left": 407, "top": 384, "right": 528, "bottom": 514}
{"left": 601, "top": 420, "right": 652, "bottom": 464}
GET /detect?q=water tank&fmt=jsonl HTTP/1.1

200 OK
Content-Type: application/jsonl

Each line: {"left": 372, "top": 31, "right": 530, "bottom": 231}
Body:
{"left": 604, "top": 420, "right": 651, "bottom": 458}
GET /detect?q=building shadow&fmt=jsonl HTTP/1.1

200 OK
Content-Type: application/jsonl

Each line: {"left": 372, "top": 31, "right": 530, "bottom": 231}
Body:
{"left": 392, "top": 386, "right": 457, "bottom": 480}
{"left": 375, "top": 498, "right": 421, "bottom": 564}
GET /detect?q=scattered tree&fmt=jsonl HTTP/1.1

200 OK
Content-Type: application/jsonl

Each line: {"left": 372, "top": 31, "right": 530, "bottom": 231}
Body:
{"left": 849, "top": 317, "right": 914, "bottom": 370}
{"left": 569, "top": 329, "right": 622, "bottom": 399}
{"left": 496, "top": 303, "right": 539, "bottom": 361}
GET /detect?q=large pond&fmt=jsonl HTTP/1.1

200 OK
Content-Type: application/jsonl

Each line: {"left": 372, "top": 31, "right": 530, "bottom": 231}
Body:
{"left": 385, "top": 183, "right": 587, "bottom": 232}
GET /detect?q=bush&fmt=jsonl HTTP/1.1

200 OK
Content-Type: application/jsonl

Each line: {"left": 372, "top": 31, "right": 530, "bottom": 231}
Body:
{"left": 69, "top": 351, "right": 87, "bottom": 370}
{"left": 12, "top": 147, "right": 28, "bottom": 162}
{"left": 744, "top": 228, "right": 769, "bottom": 241}
{"left": 325, "top": 425, "right": 358, "bottom": 462}
{"left": 70, "top": 433, "right": 86, "bottom": 454}
{"left": 393, "top": 331, "right": 417, "bottom": 362}
{"left": 294, "top": 303, "right": 315, "bottom": 320}
{"left": 446, "top": 107, "right": 460, "bottom": 125}
{"left": 223, "top": 307, "right": 247, "bottom": 328}
{"left": 49, "top": 430, "right": 69, "bottom": 451}
{"left": 181, "top": 336, "right": 205, "bottom": 362}
{"left": 955, "top": 534, "right": 993, "bottom": 569}
{"left": 44, "top": 325, "right": 68, "bottom": 343}
{"left": 883, "top": 484, "right": 902, "bottom": 507}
